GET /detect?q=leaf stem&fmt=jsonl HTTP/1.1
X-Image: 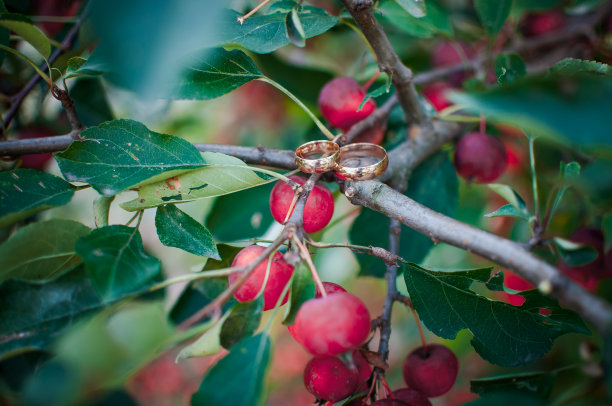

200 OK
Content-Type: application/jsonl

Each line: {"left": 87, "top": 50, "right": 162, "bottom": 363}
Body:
{"left": 237, "top": 0, "right": 272, "bottom": 24}
{"left": 147, "top": 267, "right": 242, "bottom": 292}
{"left": 529, "top": 137, "right": 540, "bottom": 223}
{"left": 293, "top": 236, "right": 327, "bottom": 297}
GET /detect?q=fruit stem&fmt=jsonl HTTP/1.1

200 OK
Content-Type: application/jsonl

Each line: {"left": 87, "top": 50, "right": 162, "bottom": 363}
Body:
{"left": 362, "top": 71, "right": 381, "bottom": 92}
{"left": 283, "top": 191, "right": 300, "bottom": 224}
{"left": 293, "top": 236, "right": 327, "bottom": 297}
{"left": 258, "top": 77, "right": 335, "bottom": 140}
{"left": 236, "top": 0, "right": 271, "bottom": 24}
{"left": 528, "top": 136, "right": 541, "bottom": 224}
{"left": 410, "top": 306, "right": 428, "bottom": 352}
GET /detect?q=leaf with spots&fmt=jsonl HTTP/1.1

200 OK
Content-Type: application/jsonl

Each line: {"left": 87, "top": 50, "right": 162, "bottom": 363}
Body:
{"left": 55, "top": 119, "right": 206, "bottom": 196}
{"left": 403, "top": 262, "right": 589, "bottom": 367}
{"left": 0, "top": 169, "right": 75, "bottom": 228}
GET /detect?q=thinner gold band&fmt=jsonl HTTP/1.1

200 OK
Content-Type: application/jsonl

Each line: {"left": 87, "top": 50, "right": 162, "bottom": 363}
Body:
{"left": 294, "top": 140, "right": 340, "bottom": 174}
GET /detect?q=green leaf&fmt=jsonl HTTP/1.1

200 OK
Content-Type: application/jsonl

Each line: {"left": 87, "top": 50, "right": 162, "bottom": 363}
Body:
{"left": 474, "top": 0, "right": 512, "bottom": 36}
{"left": 94, "top": 196, "right": 114, "bottom": 228}
{"left": 155, "top": 204, "right": 220, "bottom": 259}
{"left": 465, "top": 392, "right": 550, "bottom": 406}
{"left": 0, "top": 2, "right": 8, "bottom": 67}
{"left": 121, "top": 152, "right": 273, "bottom": 211}
{"left": 449, "top": 75, "right": 612, "bottom": 145}
{"left": 55, "top": 119, "right": 206, "bottom": 196}
{"left": 220, "top": 297, "right": 263, "bottom": 349}
{"left": 495, "top": 53, "right": 526, "bottom": 84}
{"left": 350, "top": 151, "right": 458, "bottom": 277}
{"left": 485, "top": 204, "right": 529, "bottom": 220}
{"left": 394, "top": 0, "right": 427, "bottom": 17}
{"left": 191, "top": 333, "right": 271, "bottom": 406}
{"left": 171, "top": 48, "right": 263, "bottom": 100}
{"left": 0, "top": 168, "right": 75, "bottom": 228}
{"left": 64, "top": 53, "right": 107, "bottom": 80}
{"left": 282, "top": 263, "right": 316, "bottom": 326}
{"left": 176, "top": 314, "right": 228, "bottom": 360}
{"left": 471, "top": 370, "right": 556, "bottom": 399}
{"left": 75, "top": 225, "right": 161, "bottom": 301}
{"left": 548, "top": 58, "right": 611, "bottom": 77}
{"left": 488, "top": 183, "right": 528, "bottom": 214}
{"left": 0, "top": 219, "right": 90, "bottom": 284}
{"left": 549, "top": 161, "right": 581, "bottom": 223}
{"left": 403, "top": 263, "right": 589, "bottom": 367}
{"left": 553, "top": 237, "right": 599, "bottom": 267}
{"left": 69, "top": 77, "right": 115, "bottom": 127}
{"left": 285, "top": 8, "right": 306, "bottom": 48}
{"left": 378, "top": 0, "right": 451, "bottom": 39}
{"left": 603, "top": 213, "right": 612, "bottom": 253}
{"left": 0, "top": 13, "right": 50, "bottom": 58}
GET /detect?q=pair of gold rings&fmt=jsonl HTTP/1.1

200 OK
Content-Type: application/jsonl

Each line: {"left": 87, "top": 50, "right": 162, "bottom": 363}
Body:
{"left": 295, "top": 140, "right": 388, "bottom": 181}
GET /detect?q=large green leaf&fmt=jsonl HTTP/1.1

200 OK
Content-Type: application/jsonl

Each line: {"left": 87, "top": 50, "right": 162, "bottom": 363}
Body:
{"left": 474, "top": 0, "right": 512, "bottom": 36}
{"left": 121, "top": 152, "right": 273, "bottom": 211}
{"left": 349, "top": 151, "right": 458, "bottom": 277}
{"left": 220, "top": 296, "right": 263, "bottom": 349}
{"left": 449, "top": 75, "right": 612, "bottom": 145}
{"left": 0, "top": 169, "right": 75, "bottom": 228}
{"left": 465, "top": 392, "right": 550, "bottom": 406}
{"left": 471, "top": 370, "right": 556, "bottom": 399}
{"left": 191, "top": 333, "right": 271, "bottom": 406}
{"left": 171, "top": 48, "right": 263, "bottom": 100}
{"left": 403, "top": 263, "right": 590, "bottom": 367}
{"left": 0, "top": 219, "right": 90, "bottom": 284}
{"left": 0, "top": 13, "right": 50, "bottom": 58}
{"left": 378, "top": 0, "right": 451, "bottom": 39}
{"left": 69, "top": 77, "right": 114, "bottom": 127}
{"left": 282, "top": 263, "right": 316, "bottom": 326}
{"left": 75, "top": 225, "right": 161, "bottom": 301}
{"left": 55, "top": 119, "right": 206, "bottom": 196}
{"left": 155, "top": 204, "right": 220, "bottom": 259}
{"left": 394, "top": 0, "right": 427, "bottom": 17}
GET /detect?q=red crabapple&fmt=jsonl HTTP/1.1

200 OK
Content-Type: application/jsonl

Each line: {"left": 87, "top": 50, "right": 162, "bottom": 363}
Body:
{"left": 431, "top": 42, "right": 473, "bottom": 86}
{"left": 558, "top": 228, "right": 612, "bottom": 290}
{"left": 371, "top": 400, "right": 409, "bottom": 405}
{"left": 454, "top": 132, "right": 507, "bottom": 183}
{"left": 353, "top": 350, "right": 372, "bottom": 392}
{"left": 304, "top": 355, "right": 359, "bottom": 402}
{"left": 503, "top": 270, "right": 535, "bottom": 306}
{"left": 269, "top": 175, "right": 334, "bottom": 234}
{"left": 294, "top": 292, "right": 371, "bottom": 356}
{"left": 422, "top": 82, "right": 454, "bottom": 112}
{"left": 352, "top": 120, "right": 386, "bottom": 145}
{"left": 17, "top": 128, "right": 55, "bottom": 170}
{"left": 228, "top": 245, "right": 294, "bottom": 311}
{"left": 402, "top": 344, "right": 458, "bottom": 397}
{"left": 521, "top": 11, "right": 566, "bottom": 37}
{"left": 392, "top": 388, "right": 432, "bottom": 406}
{"left": 318, "top": 77, "right": 376, "bottom": 130}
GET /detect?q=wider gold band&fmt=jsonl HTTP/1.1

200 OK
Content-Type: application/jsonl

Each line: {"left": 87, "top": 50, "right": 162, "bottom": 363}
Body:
{"left": 334, "top": 143, "right": 388, "bottom": 181}
{"left": 295, "top": 140, "right": 339, "bottom": 174}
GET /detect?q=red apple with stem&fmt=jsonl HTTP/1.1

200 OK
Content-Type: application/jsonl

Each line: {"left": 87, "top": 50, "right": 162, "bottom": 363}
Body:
{"left": 402, "top": 344, "right": 458, "bottom": 397}
{"left": 454, "top": 132, "right": 508, "bottom": 183}
{"left": 318, "top": 77, "right": 376, "bottom": 131}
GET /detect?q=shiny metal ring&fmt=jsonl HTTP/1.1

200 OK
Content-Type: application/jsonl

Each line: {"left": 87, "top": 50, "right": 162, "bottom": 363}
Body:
{"left": 295, "top": 140, "right": 340, "bottom": 174}
{"left": 334, "top": 143, "right": 388, "bottom": 181}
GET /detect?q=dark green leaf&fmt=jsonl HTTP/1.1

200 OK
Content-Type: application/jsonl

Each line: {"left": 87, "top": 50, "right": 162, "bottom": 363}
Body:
{"left": 64, "top": 52, "right": 108, "bottom": 80}
{"left": 553, "top": 237, "right": 599, "bottom": 267}
{"left": 449, "top": 75, "right": 612, "bottom": 145}
{"left": 155, "top": 204, "right": 220, "bottom": 259}
{"left": 485, "top": 204, "right": 529, "bottom": 220}
{"left": 0, "top": 168, "right": 75, "bottom": 228}
{"left": 603, "top": 213, "right": 612, "bottom": 253}
{"left": 474, "top": 0, "right": 512, "bottom": 36}
{"left": 0, "top": 2, "right": 8, "bottom": 66}
{"left": 513, "top": 0, "right": 561, "bottom": 14}
{"left": 394, "top": 0, "right": 427, "bottom": 17}
{"left": 350, "top": 151, "right": 458, "bottom": 277}
{"left": 548, "top": 58, "right": 611, "bottom": 77}
{"left": 94, "top": 196, "right": 114, "bottom": 228}
{"left": 0, "top": 13, "right": 50, "bottom": 58}
{"left": 171, "top": 48, "right": 263, "bottom": 100}
{"left": 471, "top": 371, "right": 556, "bottom": 399}
{"left": 282, "top": 263, "right": 316, "bottom": 326}
{"left": 75, "top": 225, "right": 161, "bottom": 301}
{"left": 378, "top": 0, "right": 451, "bottom": 39}
{"left": 465, "top": 392, "right": 550, "bottom": 406}
{"left": 0, "top": 219, "right": 89, "bottom": 284}
{"left": 191, "top": 333, "right": 271, "bottom": 406}
{"left": 206, "top": 183, "right": 275, "bottom": 241}
{"left": 403, "top": 263, "right": 589, "bottom": 366}
{"left": 121, "top": 152, "right": 273, "bottom": 211}
{"left": 488, "top": 183, "right": 528, "bottom": 214}
{"left": 55, "top": 119, "right": 206, "bottom": 196}
{"left": 69, "top": 77, "right": 114, "bottom": 127}
{"left": 549, "top": 161, "right": 581, "bottom": 223}
{"left": 285, "top": 8, "right": 306, "bottom": 48}
{"left": 220, "top": 297, "right": 263, "bottom": 349}
{"left": 495, "top": 53, "right": 526, "bottom": 84}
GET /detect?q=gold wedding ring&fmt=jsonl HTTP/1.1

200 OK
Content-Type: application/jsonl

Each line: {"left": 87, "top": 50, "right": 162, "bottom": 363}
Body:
{"left": 334, "top": 143, "right": 388, "bottom": 181}
{"left": 295, "top": 140, "right": 340, "bottom": 174}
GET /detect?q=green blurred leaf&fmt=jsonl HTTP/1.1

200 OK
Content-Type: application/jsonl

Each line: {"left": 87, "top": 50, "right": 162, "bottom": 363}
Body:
{"left": 64, "top": 53, "right": 107, "bottom": 80}
{"left": 56, "top": 119, "right": 206, "bottom": 196}
{"left": 0, "top": 219, "right": 89, "bottom": 284}
{"left": 282, "top": 263, "right": 316, "bottom": 326}
{"left": 220, "top": 296, "right": 263, "bottom": 349}
{"left": 603, "top": 213, "right": 612, "bottom": 253}
{"left": 465, "top": 392, "right": 550, "bottom": 405}
{"left": 171, "top": 48, "right": 263, "bottom": 100}
{"left": 0, "top": 13, "right": 50, "bottom": 58}
{"left": 474, "top": 0, "right": 512, "bottom": 36}
{"left": 513, "top": 0, "right": 561, "bottom": 14}
{"left": 488, "top": 184, "right": 528, "bottom": 214}
{"left": 155, "top": 204, "right": 220, "bottom": 259}
{"left": 553, "top": 237, "right": 599, "bottom": 267}
{"left": 350, "top": 151, "right": 458, "bottom": 277}
{"left": 471, "top": 370, "right": 556, "bottom": 399}
{"left": 285, "top": 8, "right": 306, "bottom": 48}
{"left": 548, "top": 161, "right": 581, "bottom": 223}
{"left": 121, "top": 152, "right": 273, "bottom": 211}
{"left": 75, "top": 225, "right": 161, "bottom": 301}
{"left": 548, "top": 58, "right": 611, "bottom": 77}
{"left": 449, "top": 76, "right": 612, "bottom": 145}
{"left": 403, "top": 262, "right": 589, "bottom": 366}
{"left": 485, "top": 204, "right": 529, "bottom": 220}
{"left": 94, "top": 196, "right": 114, "bottom": 228}
{"left": 176, "top": 314, "right": 228, "bottom": 360}
{"left": 0, "top": 168, "right": 75, "bottom": 228}
{"left": 191, "top": 333, "right": 271, "bottom": 406}
{"left": 495, "top": 53, "right": 526, "bottom": 84}
{"left": 69, "top": 77, "right": 114, "bottom": 127}
{"left": 0, "top": 2, "right": 8, "bottom": 66}
{"left": 394, "top": 0, "right": 427, "bottom": 17}
{"left": 378, "top": 0, "right": 451, "bottom": 39}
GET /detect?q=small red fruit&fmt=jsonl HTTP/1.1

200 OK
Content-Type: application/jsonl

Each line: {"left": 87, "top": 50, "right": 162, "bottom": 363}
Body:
{"left": 352, "top": 121, "right": 386, "bottom": 145}
{"left": 454, "top": 132, "right": 507, "bottom": 183}
{"left": 318, "top": 77, "right": 376, "bottom": 130}
{"left": 503, "top": 270, "right": 535, "bottom": 306}
{"left": 402, "top": 344, "right": 458, "bottom": 397}
{"left": 304, "top": 356, "right": 359, "bottom": 402}
{"left": 269, "top": 175, "right": 334, "bottom": 234}
{"left": 17, "top": 128, "right": 55, "bottom": 170}
{"left": 392, "top": 388, "right": 432, "bottom": 406}
{"left": 353, "top": 350, "right": 372, "bottom": 392}
{"left": 370, "top": 400, "right": 409, "bottom": 405}
{"left": 521, "top": 11, "right": 566, "bottom": 37}
{"left": 431, "top": 42, "right": 473, "bottom": 86}
{"left": 294, "top": 292, "right": 371, "bottom": 356}
{"left": 558, "top": 228, "right": 612, "bottom": 290}
{"left": 422, "top": 82, "right": 454, "bottom": 112}
{"left": 228, "top": 245, "right": 294, "bottom": 311}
